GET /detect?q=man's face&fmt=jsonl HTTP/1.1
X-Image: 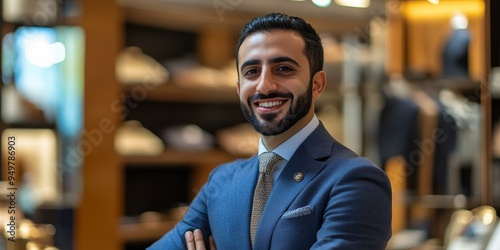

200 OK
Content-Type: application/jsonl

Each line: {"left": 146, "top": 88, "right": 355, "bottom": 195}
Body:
{"left": 237, "top": 30, "right": 314, "bottom": 136}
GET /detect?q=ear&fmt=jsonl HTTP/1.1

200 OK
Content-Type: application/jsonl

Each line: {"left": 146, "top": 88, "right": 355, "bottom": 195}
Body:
{"left": 236, "top": 80, "right": 240, "bottom": 95}
{"left": 311, "top": 70, "right": 327, "bottom": 99}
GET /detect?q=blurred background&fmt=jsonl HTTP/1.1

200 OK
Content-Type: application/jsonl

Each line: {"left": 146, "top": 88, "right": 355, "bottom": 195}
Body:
{"left": 0, "top": 0, "right": 499, "bottom": 249}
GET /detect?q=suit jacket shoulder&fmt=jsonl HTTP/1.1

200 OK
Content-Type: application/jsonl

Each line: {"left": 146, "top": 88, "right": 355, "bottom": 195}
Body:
{"left": 255, "top": 123, "right": 392, "bottom": 250}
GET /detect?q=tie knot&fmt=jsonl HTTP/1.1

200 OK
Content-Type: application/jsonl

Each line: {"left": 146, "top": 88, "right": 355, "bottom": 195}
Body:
{"left": 259, "top": 152, "right": 282, "bottom": 173}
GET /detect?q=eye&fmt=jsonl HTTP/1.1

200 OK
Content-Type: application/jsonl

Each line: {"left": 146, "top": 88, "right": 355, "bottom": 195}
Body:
{"left": 276, "top": 65, "right": 294, "bottom": 73}
{"left": 243, "top": 68, "right": 259, "bottom": 77}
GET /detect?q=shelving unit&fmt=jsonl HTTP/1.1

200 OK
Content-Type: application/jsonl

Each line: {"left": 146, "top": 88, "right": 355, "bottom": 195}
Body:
{"left": 123, "top": 148, "right": 237, "bottom": 166}
{"left": 119, "top": 80, "right": 243, "bottom": 246}
{"left": 0, "top": 0, "right": 89, "bottom": 250}
{"left": 119, "top": 220, "right": 177, "bottom": 243}
{"left": 119, "top": 18, "right": 245, "bottom": 248}
{"left": 123, "top": 84, "right": 239, "bottom": 104}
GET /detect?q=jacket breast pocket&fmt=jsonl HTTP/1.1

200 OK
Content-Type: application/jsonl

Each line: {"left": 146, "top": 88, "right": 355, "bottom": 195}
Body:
{"left": 281, "top": 205, "right": 312, "bottom": 219}
{"left": 273, "top": 205, "right": 318, "bottom": 249}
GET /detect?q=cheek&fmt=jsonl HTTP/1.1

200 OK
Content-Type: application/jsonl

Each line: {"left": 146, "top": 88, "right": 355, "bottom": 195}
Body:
{"left": 238, "top": 83, "right": 254, "bottom": 100}
{"left": 291, "top": 82, "right": 310, "bottom": 97}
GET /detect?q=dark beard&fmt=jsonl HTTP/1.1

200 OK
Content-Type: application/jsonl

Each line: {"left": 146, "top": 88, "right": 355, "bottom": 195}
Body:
{"left": 240, "top": 83, "right": 313, "bottom": 136}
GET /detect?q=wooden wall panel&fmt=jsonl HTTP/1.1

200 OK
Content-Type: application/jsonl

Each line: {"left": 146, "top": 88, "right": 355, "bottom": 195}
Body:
{"left": 75, "top": 0, "right": 123, "bottom": 249}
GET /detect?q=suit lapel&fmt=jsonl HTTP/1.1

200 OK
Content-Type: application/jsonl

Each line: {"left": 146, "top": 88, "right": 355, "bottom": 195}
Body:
{"left": 254, "top": 123, "right": 334, "bottom": 249}
{"left": 244, "top": 158, "right": 260, "bottom": 246}
{"left": 226, "top": 156, "right": 259, "bottom": 248}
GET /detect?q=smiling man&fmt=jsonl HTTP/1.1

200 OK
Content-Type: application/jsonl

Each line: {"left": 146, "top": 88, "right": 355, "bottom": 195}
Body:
{"left": 148, "top": 13, "right": 392, "bottom": 250}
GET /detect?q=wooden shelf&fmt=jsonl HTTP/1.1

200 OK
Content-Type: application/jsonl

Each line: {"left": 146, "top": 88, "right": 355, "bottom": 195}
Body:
{"left": 119, "top": 220, "right": 177, "bottom": 243}
{"left": 122, "top": 83, "right": 239, "bottom": 104}
{"left": 123, "top": 148, "right": 238, "bottom": 166}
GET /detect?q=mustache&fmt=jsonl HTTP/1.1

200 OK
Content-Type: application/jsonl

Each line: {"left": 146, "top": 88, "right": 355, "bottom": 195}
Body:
{"left": 248, "top": 92, "right": 293, "bottom": 103}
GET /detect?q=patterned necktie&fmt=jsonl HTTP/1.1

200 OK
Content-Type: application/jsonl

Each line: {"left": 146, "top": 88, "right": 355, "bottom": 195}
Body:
{"left": 250, "top": 152, "right": 282, "bottom": 246}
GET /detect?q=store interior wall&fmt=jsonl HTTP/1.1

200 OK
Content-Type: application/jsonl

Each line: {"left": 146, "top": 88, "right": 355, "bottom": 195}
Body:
{"left": 0, "top": 0, "right": 498, "bottom": 249}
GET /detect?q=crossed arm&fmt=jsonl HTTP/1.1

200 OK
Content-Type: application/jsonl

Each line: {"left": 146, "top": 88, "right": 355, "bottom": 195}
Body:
{"left": 184, "top": 229, "right": 216, "bottom": 250}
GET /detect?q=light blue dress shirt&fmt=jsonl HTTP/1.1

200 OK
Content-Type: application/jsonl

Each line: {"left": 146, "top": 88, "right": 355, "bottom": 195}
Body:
{"left": 258, "top": 115, "right": 320, "bottom": 181}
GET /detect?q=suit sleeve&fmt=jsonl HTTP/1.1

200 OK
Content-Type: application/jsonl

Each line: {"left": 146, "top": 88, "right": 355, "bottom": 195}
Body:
{"left": 147, "top": 170, "right": 215, "bottom": 250}
{"left": 311, "top": 161, "right": 392, "bottom": 250}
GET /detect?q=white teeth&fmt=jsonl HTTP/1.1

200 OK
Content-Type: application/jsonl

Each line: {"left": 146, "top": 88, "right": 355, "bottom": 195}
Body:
{"left": 259, "top": 101, "right": 283, "bottom": 108}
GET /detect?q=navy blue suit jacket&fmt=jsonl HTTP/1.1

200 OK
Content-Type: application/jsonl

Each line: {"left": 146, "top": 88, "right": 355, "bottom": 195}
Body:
{"left": 148, "top": 123, "right": 392, "bottom": 249}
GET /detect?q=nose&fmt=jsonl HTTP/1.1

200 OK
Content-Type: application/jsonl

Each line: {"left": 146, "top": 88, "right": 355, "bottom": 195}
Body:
{"left": 256, "top": 67, "right": 277, "bottom": 94}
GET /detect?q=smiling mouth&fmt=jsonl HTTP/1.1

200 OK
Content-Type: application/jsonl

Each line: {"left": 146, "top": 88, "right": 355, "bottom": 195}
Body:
{"left": 258, "top": 100, "right": 284, "bottom": 108}
{"left": 253, "top": 99, "right": 288, "bottom": 116}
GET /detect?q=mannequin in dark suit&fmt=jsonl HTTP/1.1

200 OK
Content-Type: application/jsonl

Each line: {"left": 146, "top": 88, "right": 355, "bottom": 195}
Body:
{"left": 148, "top": 13, "right": 392, "bottom": 250}
{"left": 442, "top": 13, "right": 471, "bottom": 78}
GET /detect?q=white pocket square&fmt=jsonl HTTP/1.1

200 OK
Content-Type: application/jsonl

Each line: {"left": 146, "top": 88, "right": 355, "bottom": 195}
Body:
{"left": 281, "top": 206, "right": 312, "bottom": 219}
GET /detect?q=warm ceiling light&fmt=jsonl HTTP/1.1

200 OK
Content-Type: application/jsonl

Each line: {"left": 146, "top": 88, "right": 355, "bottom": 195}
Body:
{"left": 428, "top": 0, "right": 439, "bottom": 5}
{"left": 334, "top": 0, "right": 370, "bottom": 8}
{"left": 312, "top": 0, "right": 332, "bottom": 8}
{"left": 403, "top": 1, "right": 484, "bottom": 20}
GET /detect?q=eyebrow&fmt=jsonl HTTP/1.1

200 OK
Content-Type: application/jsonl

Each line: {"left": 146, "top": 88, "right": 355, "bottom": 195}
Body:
{"left": 269, "top": 56, "right": 300, "bottom": 67}
{"left": 240, "top": 59, "right": 260, "bottom": 73}
{"left": 240, "top": 56, "right": 301, "bottom": 73}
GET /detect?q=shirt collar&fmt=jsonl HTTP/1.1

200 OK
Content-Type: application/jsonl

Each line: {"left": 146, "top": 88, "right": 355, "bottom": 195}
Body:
{"left": 258, "top": 115, "right": 319, "bottom": 161}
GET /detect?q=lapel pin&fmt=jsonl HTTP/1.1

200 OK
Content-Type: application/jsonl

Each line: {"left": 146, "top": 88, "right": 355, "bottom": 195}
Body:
{"left": 294, "top": 172, "right": 304, "bottom": 182}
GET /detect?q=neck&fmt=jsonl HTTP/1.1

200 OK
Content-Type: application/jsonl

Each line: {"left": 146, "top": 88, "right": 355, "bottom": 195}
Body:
{"left": 261, "top": 111, "right": 314, "bottom": 151}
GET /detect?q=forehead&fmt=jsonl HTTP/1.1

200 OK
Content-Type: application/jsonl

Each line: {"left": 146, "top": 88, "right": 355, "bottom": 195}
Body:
{"left": 238, "top": 30, "right": 307, "bottom": 65}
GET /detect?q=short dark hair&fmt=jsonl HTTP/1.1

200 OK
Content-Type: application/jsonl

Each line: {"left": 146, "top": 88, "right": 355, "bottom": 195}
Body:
{"left": 236, "top": 13, "right": 324, "bottom": 78}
